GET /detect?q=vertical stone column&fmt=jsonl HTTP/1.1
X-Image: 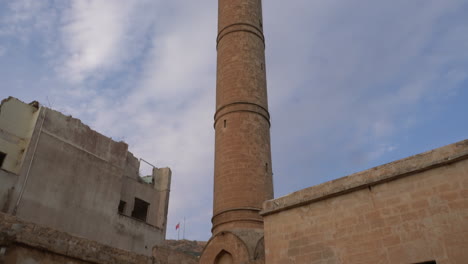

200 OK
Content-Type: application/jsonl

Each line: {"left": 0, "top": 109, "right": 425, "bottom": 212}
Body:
{"left": 201, "top": 0, "right": 273, "bottom": 263}
{"left": 153, "top": 167, "right": 171, "bottom": 236}
{"left": 213, "top": 0, "right": 273, "bottom": 235}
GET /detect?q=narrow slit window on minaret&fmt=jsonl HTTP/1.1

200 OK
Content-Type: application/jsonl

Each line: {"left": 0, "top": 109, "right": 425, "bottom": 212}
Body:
{"left": 261, "top": 63, "right": 264, "bottom": 71}
{"left": 265, "top": 163, "right": 268, "bottom": 172}
{"left": 0, "top": 152, "right": 6, "bottom": 168}
{"left": 224, "top": 120, "right": 227, "bottom": 128}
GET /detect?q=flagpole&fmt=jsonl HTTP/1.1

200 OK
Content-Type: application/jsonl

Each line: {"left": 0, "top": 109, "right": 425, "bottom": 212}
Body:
{"left": 178, "top": 227, "right": 180, "bottom": 240}
{"left": 183, "top": 217, "right": 186, "bottom": 240}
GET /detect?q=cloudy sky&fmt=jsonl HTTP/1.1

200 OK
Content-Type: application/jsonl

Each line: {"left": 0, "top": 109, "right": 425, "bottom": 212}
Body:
{"left": 1, "top": 0, "right": 467, "bottom": 241}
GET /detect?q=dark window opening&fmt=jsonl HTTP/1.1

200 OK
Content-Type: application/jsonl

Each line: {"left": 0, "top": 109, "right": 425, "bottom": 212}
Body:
{"left": 118, "top": 200, "right": 126, "bottom": 214}
{"left": 261, "top": 63, "right": 264, "bottom": 71}
{"left": 0, "top": 152, "right": 6, "bottom": 168}
{"left": 224, "top": 120, "right": 227, "bottom": 128}
{"left": 265, "top": 163, "right": 268, "bottom": 172}
{"left": 131, "top": 198, "right": 149, "bottom": 222}
{"left": 413, "top": 261, "right": 436, "bottom": 264}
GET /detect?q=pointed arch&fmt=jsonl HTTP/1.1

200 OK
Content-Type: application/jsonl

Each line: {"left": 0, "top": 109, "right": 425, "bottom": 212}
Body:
{"left": 215, "top": 250, "right": 233, "bottom": 264}
{"left": 254, "top": 237, "right": 265, "bottom": 260}
{"left": 199, "top": 231, "right": 250, "bottom": 264}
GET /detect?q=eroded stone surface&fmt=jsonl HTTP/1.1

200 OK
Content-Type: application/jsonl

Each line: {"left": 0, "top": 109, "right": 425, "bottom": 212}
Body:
{"left": 0, "top": 212, "right": 152, "bottom": 264}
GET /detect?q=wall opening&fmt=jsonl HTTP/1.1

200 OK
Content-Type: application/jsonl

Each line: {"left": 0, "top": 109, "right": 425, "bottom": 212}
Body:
{"left": 215, "top": 250, "right": 233, "bottom": 264}
{"left": 118, "top": 200, "right": 126, "bottom": 214}
{"left": 0, "top": 152, "right": 6, "bottom": 168}
{"left": 413, "top": 261, "right": 436, "bottom": 264}
{"left": 131, "top": 198, "right": 149, "bottom": 221}
{"left": 224, "top": 120, "right": 227, "bottom": 128}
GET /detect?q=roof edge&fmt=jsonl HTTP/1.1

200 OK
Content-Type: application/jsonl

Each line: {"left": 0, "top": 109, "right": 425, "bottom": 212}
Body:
{"left": 261, "top": 139, "right": 468, "bottom": 216}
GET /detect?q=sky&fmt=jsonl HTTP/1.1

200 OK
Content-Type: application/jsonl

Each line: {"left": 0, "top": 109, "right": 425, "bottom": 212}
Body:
{"left": 1, "top": 0, "right": 467, "bottom": 241}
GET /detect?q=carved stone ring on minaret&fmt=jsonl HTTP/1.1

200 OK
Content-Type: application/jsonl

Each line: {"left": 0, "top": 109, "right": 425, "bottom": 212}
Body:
{"left": 200, "top": 0, "right": 273, "bottom": 263}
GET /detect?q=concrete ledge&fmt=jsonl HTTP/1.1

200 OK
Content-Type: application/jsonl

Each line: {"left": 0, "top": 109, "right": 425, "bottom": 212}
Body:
{"left": 0, "top": 212, "right": 152, "bottom": 264}
{"left": 261, "top": 139, "right": 468, "bottom": 216}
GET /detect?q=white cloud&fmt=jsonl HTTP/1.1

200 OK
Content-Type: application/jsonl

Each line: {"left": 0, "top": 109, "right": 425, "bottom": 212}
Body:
{"left": 59, "top": 0, "right": 159, "bottom": 83}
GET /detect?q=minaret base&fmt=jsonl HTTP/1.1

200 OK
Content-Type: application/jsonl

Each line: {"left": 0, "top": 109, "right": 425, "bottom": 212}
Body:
{"left": 199, "top": 229, "right": 265, "bottom": 264}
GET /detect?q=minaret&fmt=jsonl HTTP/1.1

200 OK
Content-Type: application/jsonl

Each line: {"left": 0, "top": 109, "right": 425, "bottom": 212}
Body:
{"left": 200, "top": 0, "right": 273, "bottom": 263}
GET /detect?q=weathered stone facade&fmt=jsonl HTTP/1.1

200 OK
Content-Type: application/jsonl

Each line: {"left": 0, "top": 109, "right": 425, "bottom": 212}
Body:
{"left": 0, "top": 97, "right": 171, "bottom": 256}
{"left": 261, "top": 140, "right": 468, "bottom": 263}
{"left": 0, "top": 212, "right": 152, "bottom": 264}
{"left": 0, "top": 212, "right": 198, "bottom": 264}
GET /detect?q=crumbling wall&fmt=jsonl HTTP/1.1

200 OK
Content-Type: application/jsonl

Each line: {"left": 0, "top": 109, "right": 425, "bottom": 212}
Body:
{"left": 0, "top": 97, "right": 40, "bottom": 174}
{"left": 0, "top": 170, "right": 16, "bottom": 213}
{"left": 9, "top": 107, "right": 137, "bottom": 250}
{"left": 124, "top": 151, "right": 140, "bottom": 180}
{"left": 3, "top": 246, "right": 92, "bottom": 264}
{"left": 262, "top": 140, "right": 468, "bottom": 264}
{"left": 153, "top": 167, "right": 171, "bottom": 233}
{"left": 119, "top": 167, "right": 171, "bottom": 237}
{"left": 153, "top": 245, "right": 198, "bottom": 264}
{"left": 0, "top": 212, "right": 152, "bottom": 264}
{"left": 0, "top": 212, "right": 198, "bottom": 264}
{"left": 0, "top": 98, "right": 171, "bottom": 256}
{"left": 120, "top": 176, "right": 161, "bottom": 226}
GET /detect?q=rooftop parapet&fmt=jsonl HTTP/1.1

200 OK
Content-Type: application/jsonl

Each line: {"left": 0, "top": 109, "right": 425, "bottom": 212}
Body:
{"left": 261, "top": 139, "right": 468, "bottom": 216}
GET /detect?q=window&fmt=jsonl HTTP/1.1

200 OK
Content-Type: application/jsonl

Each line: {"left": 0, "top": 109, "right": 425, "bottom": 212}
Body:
{"left": 413, "top": 261, "right": 436, "bottom": 264}
{"left": 131, "top": 198, "right": 149, "bottom": 222}
{"left": 0, "top": 152, "right": 6, "bottom": 168}
{"left": 118, "top": 200, "right": 126, "bottom": 214}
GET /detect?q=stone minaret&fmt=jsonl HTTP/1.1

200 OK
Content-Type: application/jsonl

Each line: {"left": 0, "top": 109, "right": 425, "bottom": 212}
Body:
{"left": 200, "top": 0, "right": 273, "bottom": 263}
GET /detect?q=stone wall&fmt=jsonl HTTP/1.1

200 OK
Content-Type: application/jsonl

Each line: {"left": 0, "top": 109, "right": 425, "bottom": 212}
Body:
{"left": 0, "top": 213, "right": 199, "bottom": 264}
{"left": 153, "top": 246, "right": 198, "bottom": 264}
{"left": 0, "top": 212, "right": 152, "bottom": 264}
{"left": 0, "top": 98, "right": 171, "bottom": 256}
{"left": 262, "top": 139, "right": 468, "bottom": 264}
{"left": 0, "top": 97, "right": 39, "bottom": 174}
{"left": 0, "top": 170, "right": 16, "bottom": 213}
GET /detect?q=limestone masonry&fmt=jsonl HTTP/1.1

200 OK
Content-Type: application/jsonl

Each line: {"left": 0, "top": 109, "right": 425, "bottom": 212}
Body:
{"left": 200, "top": 0, "right": 273, "bottom": 263}
{"left": 262, "top": 139, "right": 468, "bottom": 263}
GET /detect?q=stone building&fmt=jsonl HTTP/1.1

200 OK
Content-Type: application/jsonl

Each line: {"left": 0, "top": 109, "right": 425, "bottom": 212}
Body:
{"left": 0, "top": 97, "right": 171, "bottom": 256}
{"left": 200, "top": 1, "right": 468, "bottom": 264}
{"left": 262, "top": 140, "right": 468, "bottom": 263}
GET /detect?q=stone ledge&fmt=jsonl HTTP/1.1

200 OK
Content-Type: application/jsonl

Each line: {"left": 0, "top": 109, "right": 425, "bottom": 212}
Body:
{"left": 0, "top": 212, "right": 152, "bottom": 264}
{"left": 261, "top": 139, "right": 468, "bottom": 216}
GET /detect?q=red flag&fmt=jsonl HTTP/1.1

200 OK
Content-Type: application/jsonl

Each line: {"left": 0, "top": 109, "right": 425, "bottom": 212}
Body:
{"left": 176, "top": 223, "right": 180, "bottom": 230}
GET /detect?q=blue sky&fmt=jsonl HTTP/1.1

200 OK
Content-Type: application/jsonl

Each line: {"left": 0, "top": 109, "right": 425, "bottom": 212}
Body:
{"left": 1, "top": 0, "right": 467, "bottom": 241}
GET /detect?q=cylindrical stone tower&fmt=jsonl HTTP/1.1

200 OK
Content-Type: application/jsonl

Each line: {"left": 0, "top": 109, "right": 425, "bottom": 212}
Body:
{"left": 201, "top": 0, "right": 273, "bottom": 263}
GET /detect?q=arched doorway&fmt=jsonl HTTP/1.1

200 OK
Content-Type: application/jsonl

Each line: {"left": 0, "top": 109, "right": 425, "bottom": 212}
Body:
{"left": 215, "top": 250, "right": 233, "bottom": 264}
